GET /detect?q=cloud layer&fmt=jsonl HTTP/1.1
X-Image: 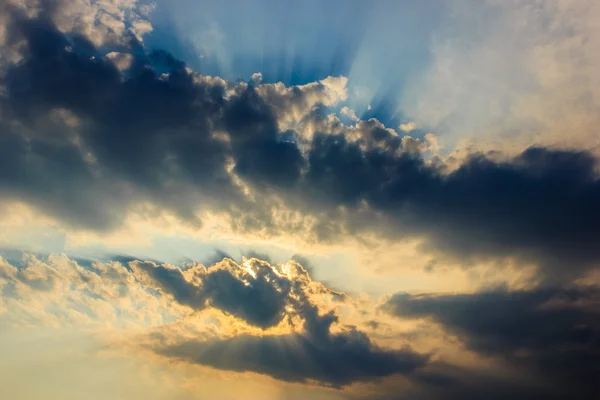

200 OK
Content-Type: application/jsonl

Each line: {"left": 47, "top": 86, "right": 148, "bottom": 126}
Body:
{"left": 2, "top": 252, "right": 598, "bottom": 398}
{"left": 0, "top": 252, "right": 428, "bottom": 388}
{"left": 384, "top": 286, "right": 600, "bottom": 399}
{"left": 1, "top": 2, "right": 600, "bottom": 399}
{"left": 0, "top": 8, "right": 599, "bottom": 284}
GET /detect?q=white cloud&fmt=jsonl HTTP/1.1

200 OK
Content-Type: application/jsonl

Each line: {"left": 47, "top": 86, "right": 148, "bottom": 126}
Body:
{"left": 341, "top": 106, "right": 359, "bottom": 122}
{"left": 0, "top": 254, "right": 177, "bottom": 329}
{"left": 398, "top": 121, "right": 417, "bottom": 132}
{"left": 1, "top": 0, "right": 153, "bottom": 59}
{"left": 251, "top": 72, "right": 263, "bottom": 83}
{"left": 320, "top": 76, "right": 349, "bottom": 105}
{"left": 401, "top": 0, "right": 600, "bottom": 153}
{"left": 106, "top": 51, "right": 134, "bottom": 70}
{"left": 255, "top": 76, "right": 349, "bottom": 134}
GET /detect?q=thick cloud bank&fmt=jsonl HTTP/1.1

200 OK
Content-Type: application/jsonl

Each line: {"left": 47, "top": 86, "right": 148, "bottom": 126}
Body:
{"left": 384, "top": 287, "right": 600, "bottom": 399}
{"left": 0, "top": 6, "right": 599, "bottom": 283}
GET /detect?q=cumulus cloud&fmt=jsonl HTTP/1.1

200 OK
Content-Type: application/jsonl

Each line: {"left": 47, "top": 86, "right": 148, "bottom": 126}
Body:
{"left": 132, "top": 257, "right": 429, "bottom": 386}
{"left": 398, "top": 121, "right": 416, "bottom": 132}
{"left": 132, "top": 258, "right": 301, "bottom": 329}
{"left": 340, "top": 106, "right": 359, "bottom": 122}
{"left": 1, "top": 0, "right": 152, "bottom": 59}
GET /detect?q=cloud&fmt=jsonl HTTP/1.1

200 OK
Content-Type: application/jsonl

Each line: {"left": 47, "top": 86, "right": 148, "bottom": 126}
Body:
{"left": 402, "top": 0, "right": 600, "bottom": 152}
{"left": 1, "top": 7, "right": 600, "bottom": 285}
{"left": 2, "top": 250, "right": 600, "bottom": 397}
{"left": 340, "top": 106, "right": 359, "bottom": 122}
{"left": 0, "top": 252, "right": 177, "bottom": 328}
{"left": 1, "top": 0, "right": 152, "bottom": 60}
{"left": 136, "top": 259, "right": 427, "bottom": 387}
{"left": 384, "top": 286, "right": 600, "bottom": 399}
{"left": 132, "top": 258, "right": 299, "bottom": 329}
{"left": 133, "top": 257, "right": 428, "bottom": 386}
{"left": 398, "top": 121, "right": 416, "bottom": 132}
{"left": 157, "top": 318, "right": 426, "bottom": 388}
{"left": 0, "top": 252, "right": 428, "bottom": 388}
{"left": 301, "top": 135, "right": 600, "bottom": 281}
{"left": 105, "top": 51, "right": 134, "bottom": 70}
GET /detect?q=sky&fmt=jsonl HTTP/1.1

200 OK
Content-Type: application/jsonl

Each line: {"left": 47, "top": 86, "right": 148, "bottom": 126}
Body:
{"left": 0, "top": 0, "right": 599, "bottom": 399}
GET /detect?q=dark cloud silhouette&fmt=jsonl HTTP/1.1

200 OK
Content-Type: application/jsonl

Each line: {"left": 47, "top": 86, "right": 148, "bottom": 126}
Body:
{"left": 395, "top": 148, "right": 600, "bottom": 280}
{"left": 133, "top": 259, "right": 296, "bottom": 328}
{"left": 133, "top": 257, "right": 348, "bottom": 329}
{"left": 135, "top": 256, "right": 427, "bottom": 386}
{"left": 1, "top": 11, "right": 600, "bottom": 283}
{"left": 2, "top": 15, "right": 241, "bottom": 229}
{"left": 158, "top": 310, "right": 426, "bottom": 387}
{"left": 383, "top": 286, "right": 600, "bottom": 399}
{"left": 302, "top": 133, "right": 600, "bottom": 280}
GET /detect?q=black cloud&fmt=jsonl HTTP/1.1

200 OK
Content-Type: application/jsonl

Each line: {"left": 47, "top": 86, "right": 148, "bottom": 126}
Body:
{"left": 384, "top": 286, "right": 600, "bottom": 399}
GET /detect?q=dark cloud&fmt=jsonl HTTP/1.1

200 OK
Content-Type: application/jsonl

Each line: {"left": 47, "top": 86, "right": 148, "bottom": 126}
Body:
{"left": 133, "top": 259, "right": 295, "bottom": 328}
{"left": 134, "top": 257, "right": 427, "bottom": 386}
{"left": 223, "top": 85, "right": 305, "bottom": 188}
{"left": 400, "top": 148, "right": 600, "bottom": 280}
{"left": 158, "top": 311, "right": 426, "bottom": 387}
{"left": 303, "top": 132, "right": 600, "bottom": 281}
{"left": 396, "top": 362, "right": 574, "bottom": 400}
{"left": 133, "top": 262, "right": 205, "bottom": 308}
{"left": 383, "top": 286, "right": 600, "bottom": 399}
{"left": 1, "top": 11, "right": 600, "bottom": 283}
{"left": 2, "top": 16, "right": 240, "bottom": 229}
